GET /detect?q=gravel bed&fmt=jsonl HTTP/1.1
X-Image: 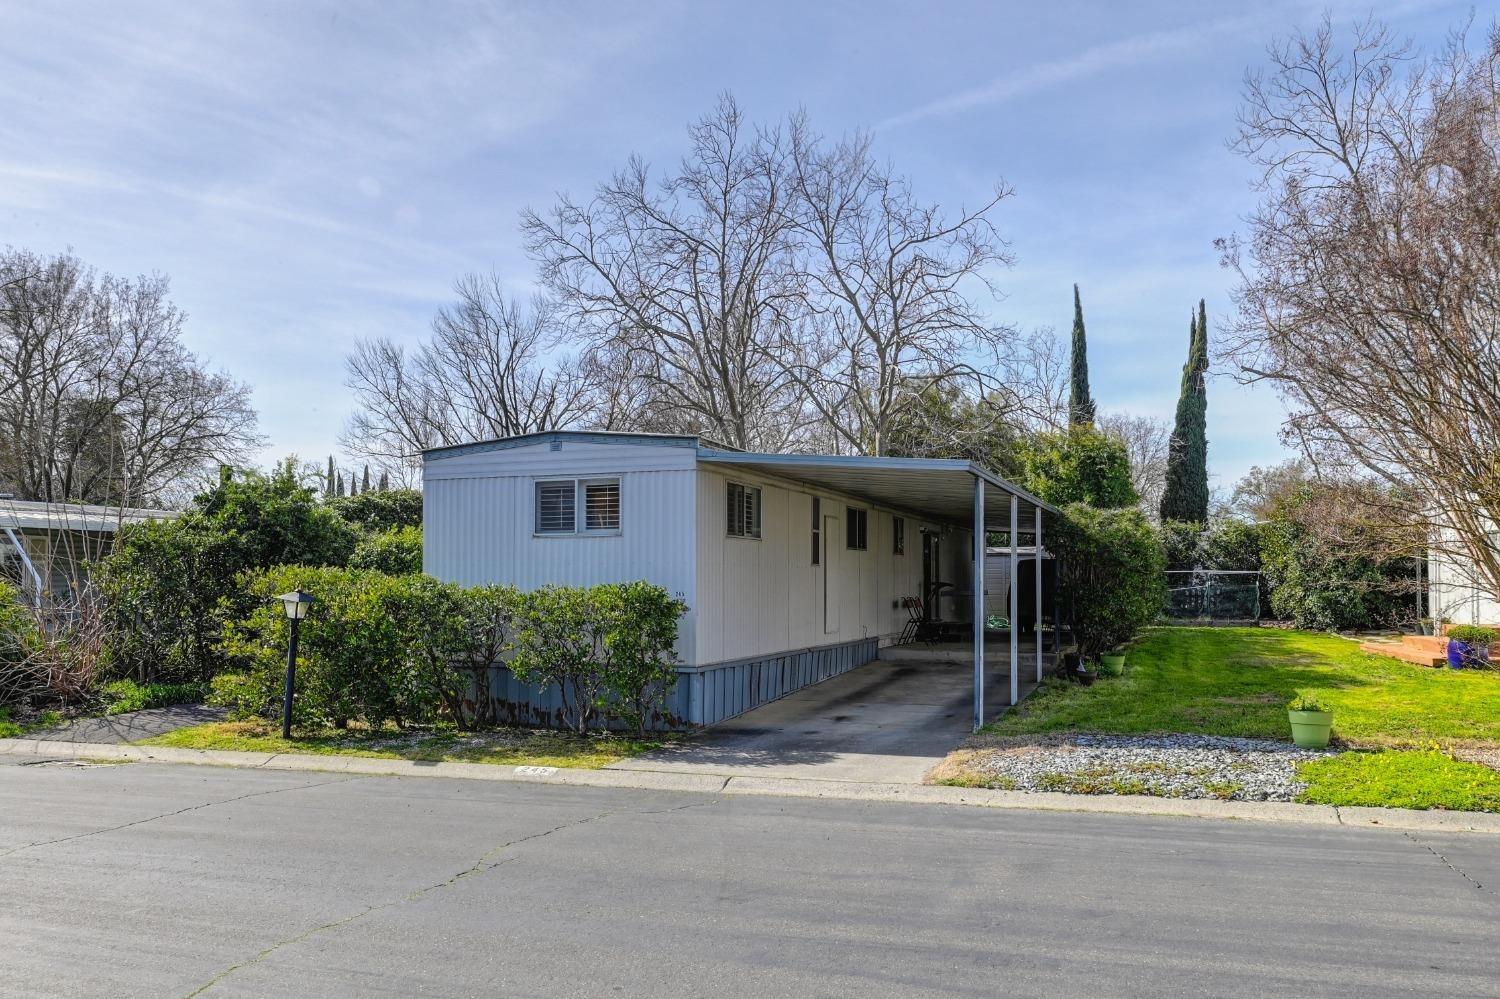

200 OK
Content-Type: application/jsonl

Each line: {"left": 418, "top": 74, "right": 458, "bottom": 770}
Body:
{"left": 968, "top": 733, "right": 1336, "bottom": 802}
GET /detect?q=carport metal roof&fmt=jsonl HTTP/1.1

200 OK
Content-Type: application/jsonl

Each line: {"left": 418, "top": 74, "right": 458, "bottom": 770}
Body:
{"left": 694, "top": 448, "right": 1058, "bottom": 532}
{"left": 697, "top": 446, "right": 1059, "bottom": 731}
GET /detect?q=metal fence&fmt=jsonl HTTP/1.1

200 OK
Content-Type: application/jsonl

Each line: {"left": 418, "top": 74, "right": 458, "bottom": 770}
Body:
{"left": 1164, "top": 570, "right": 1262, "bottom": 623}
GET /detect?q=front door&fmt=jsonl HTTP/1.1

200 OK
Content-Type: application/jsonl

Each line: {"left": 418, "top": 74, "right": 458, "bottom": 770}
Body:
{"left": 823, "top": 514, "right": 839, "bottom": 634}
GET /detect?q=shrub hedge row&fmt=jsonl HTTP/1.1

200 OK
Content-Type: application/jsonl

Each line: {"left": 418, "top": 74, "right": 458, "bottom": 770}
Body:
{"left": 213, "top": 567, "right": 687, "bottom": 735}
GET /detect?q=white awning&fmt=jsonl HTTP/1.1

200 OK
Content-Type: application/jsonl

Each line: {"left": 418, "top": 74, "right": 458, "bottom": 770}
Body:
{"left": 0, "top": 499, "right": 177, "bottom": 533}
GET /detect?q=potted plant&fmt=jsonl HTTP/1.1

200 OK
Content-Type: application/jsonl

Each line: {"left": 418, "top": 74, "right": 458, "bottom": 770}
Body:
{"left": 1445, "top": 625, "right": 1495, "bottom": 670}
{"left": 1287, "top": 694, "right": 1333, "bottom": 749}
{"left": 1100, "top": 649, "right": 1126, "bottom": 673}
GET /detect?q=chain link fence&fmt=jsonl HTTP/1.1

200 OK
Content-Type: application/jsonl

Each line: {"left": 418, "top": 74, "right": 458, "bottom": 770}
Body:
{"left": 1164, "top": 570, "right": 1263, "bottom": 623}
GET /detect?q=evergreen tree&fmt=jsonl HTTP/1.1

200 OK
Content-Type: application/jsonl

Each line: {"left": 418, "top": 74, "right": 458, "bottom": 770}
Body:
{"left": 378, "top": 470, "right": 389, "bottom": 492}
{"left": 1068, "top": 284, "right": 1096, "bottom": 426}
{"left": 325, "top": 455, "right": 336, "bottom": 498}
{"left": 335, "top": 471, "right": 345, "bottom": 498}
{"left": 1160, "top": 300, "right": 1210, "bottom": 523}
{"left": 361, "top": 464, "right": 371, "bottom": 494}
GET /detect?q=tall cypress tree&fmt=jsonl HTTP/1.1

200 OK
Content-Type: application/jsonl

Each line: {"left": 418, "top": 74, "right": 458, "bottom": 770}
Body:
{"left": 1068, "top": 284, "right": 1096, "bottom": 426}
{"left": 361, "top": 464, "right": 371, "bottom": 494}
{"left": 325, "top": 455, "right": 336, "bottom": 498}
{"left": 1160, "top": 300, "right": 1210, "bottom": 523}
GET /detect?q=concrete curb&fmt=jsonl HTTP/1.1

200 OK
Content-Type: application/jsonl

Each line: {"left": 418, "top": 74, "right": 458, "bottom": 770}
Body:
{"left": 4, "top": 737, "right": 1499, "bottom": 835}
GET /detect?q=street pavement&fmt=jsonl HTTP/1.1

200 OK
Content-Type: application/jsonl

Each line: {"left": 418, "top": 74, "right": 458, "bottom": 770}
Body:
{"left": 1, "top": 759, "right": 1496, "bottom": 998}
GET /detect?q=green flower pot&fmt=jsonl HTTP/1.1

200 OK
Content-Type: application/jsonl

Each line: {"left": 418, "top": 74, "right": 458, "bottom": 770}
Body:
{"left": 1100, "top": 653, "right": 1126, "bottom": 672}
{"left": 1288, "top": 709, "right": 1333, "bottom": 749}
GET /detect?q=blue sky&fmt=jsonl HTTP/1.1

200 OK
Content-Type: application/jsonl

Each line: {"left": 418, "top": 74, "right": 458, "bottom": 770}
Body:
{"left": 0, "top": 0, "right": 1469, "bottom": 492}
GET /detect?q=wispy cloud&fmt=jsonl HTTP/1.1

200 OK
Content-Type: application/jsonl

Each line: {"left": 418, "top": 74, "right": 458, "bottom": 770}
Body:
{"left": 877, "top": 16, "right": 1259, "bottom": 130}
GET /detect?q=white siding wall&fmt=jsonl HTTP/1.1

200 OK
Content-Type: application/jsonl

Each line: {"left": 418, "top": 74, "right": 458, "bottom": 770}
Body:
{"left": 423, "top": 439, "right": 699, "bottom": 658}
{"left": 1430, "top": 551, "right": 1500, "bottom": 626}
{"left": 694, "top": 466, "right": 972, "bottom": 666}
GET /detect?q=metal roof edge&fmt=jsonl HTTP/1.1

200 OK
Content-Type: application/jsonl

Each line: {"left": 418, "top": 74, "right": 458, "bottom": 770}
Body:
{"left": 422, "top": 430, "right": 716, "bottom": 461}
{"left": 694, "top": 447, "right": 1060, "bottom": 517}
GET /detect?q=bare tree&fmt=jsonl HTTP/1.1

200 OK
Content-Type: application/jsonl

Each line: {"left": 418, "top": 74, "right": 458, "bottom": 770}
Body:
{"left": 1221, "top": 16, "right": 1500, "bottom": 599}
{"left": 342, "top": 273, "right": 594, "bottom": 478}
{"left": 1100, "top": 412, "right": 1172, "bottom": 517}
{"left": 781, "top": 116, "right": 1015, "bottom": 455}
{"left": 0, "top": 248, "right": 259, "bottom": 506}
{"left": 522, "top": 94, "right": 809, "bottom": 451}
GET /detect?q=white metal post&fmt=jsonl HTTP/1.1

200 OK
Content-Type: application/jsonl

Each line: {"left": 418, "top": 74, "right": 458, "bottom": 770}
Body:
{"left": 1035, "top": 506, "right": 1044, "bottom": 684}
{"left": 1009, "top": 493, "right": 1019, "bottom": 706}
{"left": 973, "top": 476, "right": 985, "bottom": 730}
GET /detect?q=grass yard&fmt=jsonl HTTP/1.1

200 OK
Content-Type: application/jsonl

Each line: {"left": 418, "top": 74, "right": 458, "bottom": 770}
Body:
{"left": 141, "top": 720, "right": 668, "bottom": 769}
{"left": 0, "top": 708, "right": 62, "bottom": 739}
{"left": 943, "top": 626, "right": 1500, "bottom": 811}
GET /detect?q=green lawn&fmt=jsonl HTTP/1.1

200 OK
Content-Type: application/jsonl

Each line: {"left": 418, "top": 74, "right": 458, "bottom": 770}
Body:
{"left": 141, "top": 720, "right": 667, "bottom": 769}
{"left": 962, "top": 626, "right": 1500, "bottom": 812}
{"left": 989, "top": 627, "right": 1500, "bottom": 748}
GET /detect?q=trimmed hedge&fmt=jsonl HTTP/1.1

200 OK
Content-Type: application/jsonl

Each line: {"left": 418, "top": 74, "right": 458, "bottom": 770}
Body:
{"left": 1053, "top": 504, "right": 1166, "bottom": 662}
{"left": 219, "top": 568, "right": 686, "bottom": 734}
{"left": 348, "top": 526, "right": 423, "bottom": 575}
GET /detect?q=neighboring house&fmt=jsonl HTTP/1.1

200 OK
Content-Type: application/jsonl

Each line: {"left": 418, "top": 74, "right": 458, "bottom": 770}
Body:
{"left": 0, "top": 499, "right": 176, "bottom": 608}
{"left": 1429, "top": 540, "right": 1500, "bottom": 626}
{"left": 422, "top": 431, "right": 1058, "bottom": 729}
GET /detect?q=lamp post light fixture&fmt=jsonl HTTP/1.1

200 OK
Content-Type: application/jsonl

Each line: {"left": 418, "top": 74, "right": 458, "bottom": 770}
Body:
{"left": 276, "top": 589, "right": 314, "bottom": 739}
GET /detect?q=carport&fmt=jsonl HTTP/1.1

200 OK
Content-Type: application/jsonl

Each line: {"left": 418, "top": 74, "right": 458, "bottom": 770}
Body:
{"left": 692, "top": 451, "right": 1063, "bottom": 731}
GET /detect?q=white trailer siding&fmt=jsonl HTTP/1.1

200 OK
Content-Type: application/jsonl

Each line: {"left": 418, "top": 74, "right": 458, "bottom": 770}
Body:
{"left": 694, "top": 465, "right": 970, "bottom": 666}
{"left": 1430, "top": 552, "right": 1500, "bottom": 626}
{"left": 423, "top": 437, "right": 699, "bottom": 658}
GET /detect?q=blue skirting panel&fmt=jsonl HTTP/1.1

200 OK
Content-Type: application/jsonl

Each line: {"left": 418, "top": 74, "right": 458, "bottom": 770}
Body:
{"left": 485, "top": 636, "right": 881, "bottom": 731}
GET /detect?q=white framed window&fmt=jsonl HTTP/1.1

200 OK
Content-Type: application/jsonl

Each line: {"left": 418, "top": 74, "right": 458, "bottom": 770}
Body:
{"left": 727, "top": 481, "right": 761, "bottom": 539}
{"left": 582, "top": 479, "right": 621, "bottom": 531}
{"left": 535, "top": 478, "right": 621, "bottom": 535}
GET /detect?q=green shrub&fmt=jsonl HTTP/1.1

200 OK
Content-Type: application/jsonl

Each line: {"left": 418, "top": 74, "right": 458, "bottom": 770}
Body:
{"left": 595, "top": 582, "right": 689, "bottom": 735}
{"left": 221, "top": 566, "right": 434, "bottom": 730}
{"left": 1287, "top": 693, "right": 1329, "bottom": 713}
{"left": 327, "top": 488, "right": 423, "bottom": 533}
{"left": 0, "top": 581, "right": 41, "bottom": 710}
{"left": 207, "top": 672, "right": 269, "bottom": 720}
{"left": 1052, "top": 504, "right": 1165, "bottom": 661}
{"left": 1260, "top": 519, "right": 1415, "bottom": 631}
{"left": 1014, "top": 427, "right": 1138, "bottom": 509}
{"left": 97, "top": 460, "right": 361, "bottom": 684}
{"left": 1446, "top": 625, "right": 1496, "bottom": 646}
{"left": 510, "top": 585, "right": 608, "bottom": 734}
{"left": 99, "top": 678, "right": 207, "bottom": 715}
{"left": 348, "top": 526, "right": 423, "bottom": 576}
{"left": 1159, "top": 520, "right": 1202, "bottom": 573}
{"left": 219, "top": 569, "right": 687, "bottom": 734}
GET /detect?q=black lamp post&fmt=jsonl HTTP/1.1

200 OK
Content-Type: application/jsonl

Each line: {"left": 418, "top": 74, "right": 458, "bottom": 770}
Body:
{"left": 276, "top": 589, "right": 314, "bottom": 739}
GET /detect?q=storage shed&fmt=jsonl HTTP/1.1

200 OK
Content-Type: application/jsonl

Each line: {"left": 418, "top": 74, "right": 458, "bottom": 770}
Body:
{"left": 422, "top": 431, "right": 1059, "bottom": 730}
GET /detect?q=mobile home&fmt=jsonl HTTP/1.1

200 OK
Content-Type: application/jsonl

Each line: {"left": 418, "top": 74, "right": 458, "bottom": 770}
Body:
{"left": 422, "top": 431, "right": 1058, "bottom": 729}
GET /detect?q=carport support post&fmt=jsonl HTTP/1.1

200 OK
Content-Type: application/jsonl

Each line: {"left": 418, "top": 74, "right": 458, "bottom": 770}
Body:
{"left": 1009, "top": 494, "right": 1019, "bottom": 706}
{"left": 972, "top": 475, "right": 985, "bottom": 731}
{"left": 1035, "top": 507, "right": 1043, "bottom": 684}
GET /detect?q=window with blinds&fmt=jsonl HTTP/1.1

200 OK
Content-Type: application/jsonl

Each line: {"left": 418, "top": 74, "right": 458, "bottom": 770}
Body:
{"left": 727, "top": 481, "right": 761, "bottom": 538}
{"left": 535, "top": 480, "right": 576, "bottom": 534}
{"left": 846, "top": 506, "right": 868, "bottom": 550}
{"left": 583, "top": 480, "right": 621, "bottom": 531}
{"left": 535, "top": 478, "right": 621, "bottom": 534}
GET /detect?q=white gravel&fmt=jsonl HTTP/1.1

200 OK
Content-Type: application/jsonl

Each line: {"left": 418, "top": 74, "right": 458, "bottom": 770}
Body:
{"left": 970, "top": 733, "right": 1336, "bottom": 802}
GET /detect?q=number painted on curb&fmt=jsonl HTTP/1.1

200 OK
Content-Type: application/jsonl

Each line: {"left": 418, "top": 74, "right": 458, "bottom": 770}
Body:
{"left": 515, "top": 765, "right": 558, "bottom": 776}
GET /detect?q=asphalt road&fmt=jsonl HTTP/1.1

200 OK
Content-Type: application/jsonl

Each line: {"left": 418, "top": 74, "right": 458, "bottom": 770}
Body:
{"left": 1, "top": 760, "right": 1496, "bottom": 998}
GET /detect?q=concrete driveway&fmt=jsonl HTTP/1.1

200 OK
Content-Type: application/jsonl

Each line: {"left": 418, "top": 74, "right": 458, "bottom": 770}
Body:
{"left": 609, "top": 647, "right": 1044, "bottom": 783}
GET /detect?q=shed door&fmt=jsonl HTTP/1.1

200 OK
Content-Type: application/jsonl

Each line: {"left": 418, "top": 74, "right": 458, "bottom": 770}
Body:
{"left": 823, "top": 514, "right": 840, "bottom": 634}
